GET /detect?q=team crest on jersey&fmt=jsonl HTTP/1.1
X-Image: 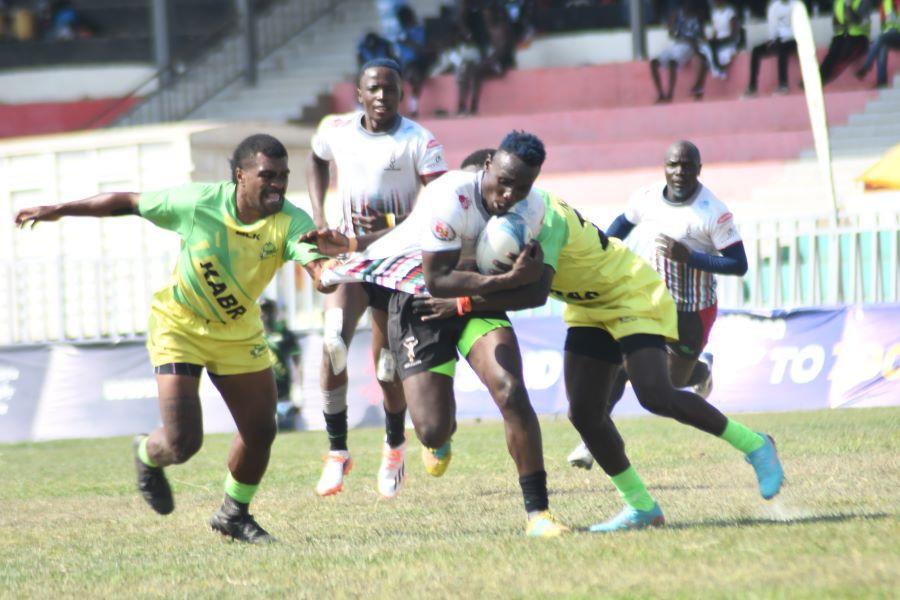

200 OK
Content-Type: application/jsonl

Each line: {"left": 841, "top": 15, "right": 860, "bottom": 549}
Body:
{"left": 717, "top": 212, "right": 733, "bottom": 224}
{"left": 260, "top": 241, "right": 277, "bottom": 259}
{"left": 431, "top": 219, "right": 456, "bottom": 242}
{"left": 250, "top": 344, "right": 268, "bottom": 358}
{"left": 457, "top": 194, "right": 470, "bottom": 209}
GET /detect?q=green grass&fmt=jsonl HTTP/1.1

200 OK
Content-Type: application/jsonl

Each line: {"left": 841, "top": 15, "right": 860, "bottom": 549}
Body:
{"left": 1, "top": 408, "right": 898, "bottom": 598}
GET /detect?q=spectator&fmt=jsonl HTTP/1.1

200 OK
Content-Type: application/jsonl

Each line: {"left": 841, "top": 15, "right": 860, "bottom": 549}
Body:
{"left": 855, "top": 0, "right": 900, "bottom": 87}
{"left": 649, "top": 1, "right": 720, "bottom": 102}
{"left": 820, "top": 0, "right": 871, "bottom": 86}
{"left": 483, "top": 1, "right": 517, "bottom": 75}
{"left": 430, "top": 25, "right": 482, "bottom": 114}
{"left": 260, "top": 299, "right": 303, "bottom": 432}
{"left": 457, "top": 0, "right": 491, "bottom": 55}
{"left": 744, "top": 0, "right": 797, "bottom": 96}
{"left": 394, "top": 5, "right": 431, "bottom": 116}
{"left": 357, "top": 31, "right": 396, "bottom": 68}
{"left": 707, "top": 0, "right": 742, "bottom": 72}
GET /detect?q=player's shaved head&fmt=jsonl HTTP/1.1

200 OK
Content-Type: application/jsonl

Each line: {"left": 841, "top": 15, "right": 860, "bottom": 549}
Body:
{"left": 664, "top": 140, "right": 702, "bottom": 203}
{"left": 665, "top": 140, "right": 701, "bottom": 166}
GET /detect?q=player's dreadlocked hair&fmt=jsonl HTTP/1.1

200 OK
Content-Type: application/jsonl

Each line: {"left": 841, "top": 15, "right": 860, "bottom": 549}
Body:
{"left": 498, "top": 131, "right": 546, "bottom": 168}
{"left": 229, "top": 134, "right": 288, "bottom": 183}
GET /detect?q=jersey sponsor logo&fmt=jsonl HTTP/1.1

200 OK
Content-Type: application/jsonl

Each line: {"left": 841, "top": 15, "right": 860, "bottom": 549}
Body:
{"left": 260, "top": 241, "right": 277, "bottom": 259}
{"left": 550, "top": 289, "right": 600, "bottom": 302}
{"left": 457, "top": 194, "right": 470, "bottom": 209}
{"left": 235, "top": 230, "right": 261, "bottom": 240}
{"left": 717, "top": 212, "right": 733, "bottom": 224}
{"left": 431, "top": 219, "right": 456, "bottom": 242}
{"left": 199, "top": 261, "right": 248, "bottom": 320}
{"left": 385, "top": 152, "right": 401, "bottom": 171}
{"left": 401, "top": 335, "right": 422, "bottom": 369}
{"left": 426, "top": 139, "right": 441, "bottom": 149}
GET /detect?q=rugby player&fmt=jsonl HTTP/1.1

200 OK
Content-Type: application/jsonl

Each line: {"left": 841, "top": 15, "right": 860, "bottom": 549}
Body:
{"left": 307, "top": 58, "right": 447, "bottom": 498}
{"left": 15, "top": 134, "right": 334, "bottom": 543}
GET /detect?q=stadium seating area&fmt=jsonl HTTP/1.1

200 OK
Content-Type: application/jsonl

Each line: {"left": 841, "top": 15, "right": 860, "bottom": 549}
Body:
{"left": 330, "top": 50, "right": 894, "bottom": 172}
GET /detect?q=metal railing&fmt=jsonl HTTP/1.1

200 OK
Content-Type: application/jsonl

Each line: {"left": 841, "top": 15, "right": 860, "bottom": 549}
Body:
{"left": 2, "top": 209, "right": 897, "bottom": 346}
{"left": 87, "top": 0, "right": 343, "bottom": 129}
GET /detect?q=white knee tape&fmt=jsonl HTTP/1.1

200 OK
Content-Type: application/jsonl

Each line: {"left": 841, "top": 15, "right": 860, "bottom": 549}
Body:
{"left": 376, "top": 348, "right": 395, "bottom": 383}
{"left": 323, "top": 308, "right": 347, "bottom": 375}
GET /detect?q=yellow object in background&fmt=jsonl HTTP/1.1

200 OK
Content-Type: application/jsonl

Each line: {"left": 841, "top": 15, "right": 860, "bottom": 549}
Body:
{"left": 859, "top": 144, "right": 900, "bottom": 190}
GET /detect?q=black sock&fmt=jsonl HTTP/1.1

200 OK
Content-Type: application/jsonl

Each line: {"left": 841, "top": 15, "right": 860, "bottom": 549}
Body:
{"left": 324, "top": 409, "right": 348, "bottom": 451}
{"left": 384, "top": 407, "right": 406, "bottom": 448}
{"left": 519, "top": 470, "right": 549, "bottom": 513}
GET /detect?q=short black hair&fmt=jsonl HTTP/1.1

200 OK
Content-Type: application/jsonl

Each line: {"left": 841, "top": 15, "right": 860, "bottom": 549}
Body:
{"left": 358, "top": 58, "right": 403, "bottom": 83}
{"left": 460, "top": 148, "right": 495, "bottom": 170}
{"left": 230, "top": 134, "right": 288, "bottom": 184}
{"left": 498, "top": 131, "right": 546, "bottom": 168}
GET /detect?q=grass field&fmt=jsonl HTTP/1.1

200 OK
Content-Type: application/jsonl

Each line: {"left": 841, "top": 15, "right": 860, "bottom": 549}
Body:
{"left": 1, "top": 407, "right": 898, "bottom": 598}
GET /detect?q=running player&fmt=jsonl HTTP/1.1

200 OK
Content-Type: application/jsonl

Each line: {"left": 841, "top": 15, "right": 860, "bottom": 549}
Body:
{"left": 413, "top": 150, "right": 785, "bottom": 532}
{"left": 307, "top": 58, "right": 448, "bottom": 498}
{"left": 301, "top": 131, "right": 569, "bottom": 537}
{"left": 567, "top": 140, "right": 748, "bottom": 469}
{"left": 14, "top": 134, "right": 334, "bottom": 543}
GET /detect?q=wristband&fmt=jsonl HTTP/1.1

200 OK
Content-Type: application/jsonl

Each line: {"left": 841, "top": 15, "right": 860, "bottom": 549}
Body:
{"left": 347, "top": 236, "right": 358, "bottom": 253}
{"left": 456, "top": 296, "right": 472, "bottom": 316}
{"left": 385, "top": 212, "right": 396, "bottom": 228}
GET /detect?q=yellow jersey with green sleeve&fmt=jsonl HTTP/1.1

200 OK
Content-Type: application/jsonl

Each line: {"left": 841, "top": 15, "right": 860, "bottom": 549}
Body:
{"left": 138, "top": 181, "right": 325, "bottom": 329}
{"left": 535, "top": 191, "right": 677, "bottom": 339}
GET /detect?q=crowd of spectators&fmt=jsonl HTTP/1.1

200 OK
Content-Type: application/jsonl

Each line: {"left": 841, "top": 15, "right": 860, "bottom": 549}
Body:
{"left": 0, "top": 1, "right": 96, "bottom": 42}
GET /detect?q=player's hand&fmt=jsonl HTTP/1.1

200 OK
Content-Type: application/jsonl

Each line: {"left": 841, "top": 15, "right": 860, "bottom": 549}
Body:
{"left": 507, "top": 241, "right": 544, "bottom": 284}
{"left": 352, "top": 208, "right": 389, "bottom": 233}
{"left": 297, "top": 228, "right": 351, "bottom": 256}
{"left": 655, "top": 233, "right": 691, "bottom": 263}
{"left": 410, "top": 295, "right": 457, "bottom": 321}
{"left": 309, "top": 258, "right": 341, "bottom": 294}
{"left": 14, "top": 205, "right": 61, "bottom": 228}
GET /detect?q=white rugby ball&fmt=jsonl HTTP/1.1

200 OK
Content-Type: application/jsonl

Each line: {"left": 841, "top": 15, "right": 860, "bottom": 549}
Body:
{"left": 476, "top": 213, "right": 530, "bottom": 274}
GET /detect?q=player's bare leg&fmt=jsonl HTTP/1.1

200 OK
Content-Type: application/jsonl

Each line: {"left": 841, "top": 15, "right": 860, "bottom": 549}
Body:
{"left": 133, "top": 368, "right": 204, "bottom": 516}
{"left": 208, "top": 367, "right": 278, "bottom": 543}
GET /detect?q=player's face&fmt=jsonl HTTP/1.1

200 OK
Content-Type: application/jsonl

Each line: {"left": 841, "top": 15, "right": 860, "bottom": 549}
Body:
{"left": 358, "top": 67, "right": 402, "bottom": 132}
{"left": 481, "top": 151, "right": 540, "bottom": 215}
{"left": 664, "top": 145, "right": 701, "bottom": 202}
{"left": 237, "top": 152, "right": 289, "bottom": 217}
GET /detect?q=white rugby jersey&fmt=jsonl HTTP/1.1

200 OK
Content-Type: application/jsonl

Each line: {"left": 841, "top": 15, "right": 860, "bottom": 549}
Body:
{"left": 311, "top": 111, "right": 448, "bottom": 236}
{"left": 322, "top": 170, "right": 546, "bottom": 295}
{"left": 625, "top": 182, "right": 741, "bottom": 312}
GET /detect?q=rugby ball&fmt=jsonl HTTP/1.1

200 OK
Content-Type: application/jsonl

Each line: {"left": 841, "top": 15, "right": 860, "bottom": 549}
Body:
{"left": 475, "top": 213, "right": 530, "bottom": 274}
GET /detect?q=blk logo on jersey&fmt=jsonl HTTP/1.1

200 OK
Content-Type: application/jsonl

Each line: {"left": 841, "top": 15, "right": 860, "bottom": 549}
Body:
{"left": 431, "top": 219, "right": 456, "bottom": 242}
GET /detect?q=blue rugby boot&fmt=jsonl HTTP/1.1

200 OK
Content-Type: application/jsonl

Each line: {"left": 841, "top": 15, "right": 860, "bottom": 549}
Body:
{"left": 746, "top": 433, "right": 784, "bottom": 500}
{"left": 589, "top": 502, "right": 665, "bottom": 532}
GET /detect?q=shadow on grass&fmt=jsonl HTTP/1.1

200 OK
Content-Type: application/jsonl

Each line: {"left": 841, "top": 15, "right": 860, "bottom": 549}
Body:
{"left": 573, "top": 512, "right": 893, "bottom": 533}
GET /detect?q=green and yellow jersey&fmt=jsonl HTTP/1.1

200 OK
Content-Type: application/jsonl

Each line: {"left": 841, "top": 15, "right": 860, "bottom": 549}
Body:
{"left": 139, "top": 182, "right": 324, "bottom": 329}
{"left": 535, "top": 191, "right": 678, "bottom": 340}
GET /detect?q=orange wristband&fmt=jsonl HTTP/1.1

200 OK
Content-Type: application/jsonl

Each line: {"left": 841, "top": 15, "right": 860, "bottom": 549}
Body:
{"left": 456, "top": 296, "right": 472, "bottom": 316}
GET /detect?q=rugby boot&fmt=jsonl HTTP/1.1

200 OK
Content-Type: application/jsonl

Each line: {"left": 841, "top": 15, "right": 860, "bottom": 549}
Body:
{"left": 526, "top": 511, "right": 570, "bottom": 538}
{"left": 589, "top": 502, "right": 665, "bottom": 532}
{"left": 210, "top": 496, "right": 276, "bottom": 544}
{"left": 132, "top": 435, "right": 174, "bottom": 515}
{"left": 746, "top": 433, "right": 784, "bottom": 500}
{"left": 421, "top": 440, "right": 452, "bottom": 477}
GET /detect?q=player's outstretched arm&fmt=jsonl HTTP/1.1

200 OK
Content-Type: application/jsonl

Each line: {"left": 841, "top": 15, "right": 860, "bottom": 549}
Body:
{"left": 14, "top": 192, "right": 139, "bottom": 228}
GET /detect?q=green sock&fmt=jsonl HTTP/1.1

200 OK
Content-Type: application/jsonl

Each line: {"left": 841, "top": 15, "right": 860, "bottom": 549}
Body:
{"left": 224, "top": 472, "right": 259, "bottom": 505}
{"left": 610, "top": 466, "right": 656, "bottom": 512}
{"left": 137, "top": 436, "right": 158, "bottom": 468}
{"left": 720, "top": 419, "right": 765, "bottom": 454}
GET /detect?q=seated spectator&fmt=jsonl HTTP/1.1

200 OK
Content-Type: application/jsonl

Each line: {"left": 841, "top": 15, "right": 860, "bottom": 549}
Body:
{"left": 650, "top": 0, "right": 720, "bottom": 102}
{"left": 708, "top": 0, "right": 742, "bottom": 71}
{"left": 820, "top": 0, "right": 871, "bottom": 86}
{"left": 394, "top": 5, "right": 431, "bottom": 117}
{"left": 482, "top": 1, "right": 517, "bottom": 75}
{"left": 430, "top": 25, "right": 482, "bottom": 114}
{"left": 744, "top": 0, "right": 797, "bottom": 96}
{"left": 855, "top": 0, "right": 900, "bottom": 87}
{"left": 357, "top": 31, "right": 396, "bottom": 69}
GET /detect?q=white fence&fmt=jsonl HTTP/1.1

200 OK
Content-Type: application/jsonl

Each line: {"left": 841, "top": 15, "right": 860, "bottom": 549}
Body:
{"left": 2, "top": 209, "right": 897, "bottom": 345}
